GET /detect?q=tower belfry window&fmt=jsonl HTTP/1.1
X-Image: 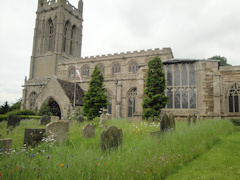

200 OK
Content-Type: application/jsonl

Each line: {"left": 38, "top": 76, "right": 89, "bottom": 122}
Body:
{"left": 70, "top": 25, "right": 76, "bottom": 55}
{"left": 48, "top": 19, "right": 53, "bottom": 51}
{"left": 63, "top": 21, "right": 69, "bottom": 53}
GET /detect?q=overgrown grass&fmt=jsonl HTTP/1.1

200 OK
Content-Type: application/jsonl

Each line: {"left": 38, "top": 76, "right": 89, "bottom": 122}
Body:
{"left": 0, "top": 118, "right": 235, "bottom": 179}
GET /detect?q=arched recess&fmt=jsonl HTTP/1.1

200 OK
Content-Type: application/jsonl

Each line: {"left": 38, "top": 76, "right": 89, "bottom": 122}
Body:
{"left": 45, "top": 18, "right": 54, "bottom": 52}
{"left": 81, "top": 64, "right": 90, "bottom": 78}
{"left": 29, "top": 91, "right": 38, "bottom": 110}
{"left": 96, "top": 63, "right": 105, "bottom": 75}
{"left": 70, "top": 25, "right": 78, "bottom": 56}
{"left": 128, "top": 60, "right": 138, "bottom": 74}
{"left": 63, "top": 20, "right": 71, "bottom": 53}
{"left": 127, "top": 87, "right": 137, "bottom": 117}
{"left": 227, "top": 83, "right": 240, "bottom": 113}
{"left": 68, "top": 66, "right": 76, "bottom": 78}
{"left": 45, "top": 97, "right": 62, "bottom": 119}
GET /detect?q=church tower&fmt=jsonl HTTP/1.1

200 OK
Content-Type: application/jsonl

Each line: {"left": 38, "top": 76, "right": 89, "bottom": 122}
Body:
{"left": 29, "top": 0, "right": 83, "bottom": 79}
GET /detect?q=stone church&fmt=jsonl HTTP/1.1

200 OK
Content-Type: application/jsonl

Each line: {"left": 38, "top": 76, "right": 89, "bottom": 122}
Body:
{"left": 21, "top": 0, "right": 240, "bottom": 120}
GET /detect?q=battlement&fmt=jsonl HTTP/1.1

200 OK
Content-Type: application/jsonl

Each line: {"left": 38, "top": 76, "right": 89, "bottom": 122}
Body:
{"left": 38, "top": 0, "right": 82, "bottom": 18}
{"left": 81, "top": 48, "right": 173, "bottom": 61}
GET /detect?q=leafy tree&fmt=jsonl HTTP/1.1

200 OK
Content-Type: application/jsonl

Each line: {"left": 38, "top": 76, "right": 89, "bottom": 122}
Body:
{"left": 209, "top": 55, "right": 231, "bottom": 66}
{"left": 142, "top": 56, "right": 168, "bottom": 120}
{"left": 0, "top": 101, "right": 10, "bottom": 114}
{"left": 9, "top": 98, "right": 22, "bottom": 112}
{"left": 38, "top": 102, "right": 51, "bottom": 116}
{"left": 83, "top": 66, "right": 108, "bottom": 120}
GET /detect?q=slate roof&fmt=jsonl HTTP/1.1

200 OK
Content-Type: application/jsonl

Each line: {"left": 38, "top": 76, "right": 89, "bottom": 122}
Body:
{"left": 57, "top": 79, "right": 84, "bottom": 106}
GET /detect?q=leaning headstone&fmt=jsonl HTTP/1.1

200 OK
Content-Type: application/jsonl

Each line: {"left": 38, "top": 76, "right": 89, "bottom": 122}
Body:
{"left": 7, "top": 115, "right": 21, "bottom": 129}
{"left": 51, "top": 116, "right": 59, "bottom": 122}
{"left": 99, "top": 114, "right": 106, "bottom": 126}
{"left": 160, "top": 113, "right": 168, "bottom": 131}
{"left": 169, "top": 113, "right": 175, "bottom": 130}
{"left": 187, "top": 115, "right": 191, "bottom": 126}
{"left": 100, "top": 126, "right": 123, "bottom": 150}
{"left": 82, "top": 124, "right": 95, "bottom": 138}
{"left": 39, "top": 115, "right": 51, "bottom": 125}
{"left": 0, "top": 138, "right": 12, "bottom": 151}
{"left": 76, "top": 114, "right": 85, "bottom": 123}
{"left": 46, "top": 121, "right": 69, "bottom": 144}
{"left": 23, "top": 128, "right": 46, "bottom": 147}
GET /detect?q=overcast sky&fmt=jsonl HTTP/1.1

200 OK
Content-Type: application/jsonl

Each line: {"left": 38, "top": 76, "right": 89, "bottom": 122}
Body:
{"left": 0, "top": 0, "right": 239, "bottom": 106}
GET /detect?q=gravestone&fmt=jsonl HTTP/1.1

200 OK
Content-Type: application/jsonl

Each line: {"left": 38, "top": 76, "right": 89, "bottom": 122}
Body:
{"left": 23, "top": 128, "right": 46, "bottom": 147}
{"left": 193, "top": 114, "right": 197, "bottom": 124}
{"left": 46, "top": 121, "right": 69, "bottom": 144}
{"left": 100, "top": 126, "right": 123, "bottom": 150}
{"left": 39, "top": 115, "right": 51, "bottom": 125}
{"left": 169, "top": 113, "right": 175, "bottom": 130}
{"left": 7, "top": 115, "right": 21, "bottom": 129}
{"left": 51, "top": 116, "right": 59, "bottom": 122}
{"left": 0, "top": 138, "right": 12, "bottom": 151}
{"left": 76, "top": 114, "right": 85, "bottom": 123}
{"left": 106, "top": 113, "right": 111, "bottom": 120}
{"left": 99, "top": 115, "right": 106, "bottom": 126}
{"left": 160, "top": 113, "right": 168, "bottom": 131}
{"left": 82, "top": 124, "right": 95, "bottom": 138}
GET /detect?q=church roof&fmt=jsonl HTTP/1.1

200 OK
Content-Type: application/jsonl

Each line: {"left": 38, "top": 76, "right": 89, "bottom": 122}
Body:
{"left": 57, "top": 79, "right": 84, "bottom": 106}
{"left": 163, "top": 59, "right": 220, "bottom": 64}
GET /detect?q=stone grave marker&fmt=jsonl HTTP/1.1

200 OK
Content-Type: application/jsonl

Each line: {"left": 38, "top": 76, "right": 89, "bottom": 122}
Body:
{"left": 46, "top": 121, "right": 69, "bottom": 144}
{"left": 169, "top": 113, "right": 175, "bottom": 130}
{"left": 0, "top": 138, "right": 12, "bottom": 151}
{"left": 39, "top": 115, "right": 51, "bottom": 125}
{"left": 23, "top": 128, "right": 46, "bottom": 147}
{"left": 51, "top": 116, "right": 60, "bottom": 122}
{"left": 7, "top": 115, "right": 21, "bottom": 129}
{"left": 82, "top": 124, "right": 95, "bottom": 138}
{"left": 160, "top": 113, "right": 168, "bottom": 131}
{"left": 187, "top": 115, "right": 191, "bottom": 126}
{"left": 100, "top": 126, "right": 123, "bottom": 150}
{"left": 193, "top": 114, "right": 197, "bottom": 124}
{"left": 76, "top": 114, "right": 85, "bottom": 123}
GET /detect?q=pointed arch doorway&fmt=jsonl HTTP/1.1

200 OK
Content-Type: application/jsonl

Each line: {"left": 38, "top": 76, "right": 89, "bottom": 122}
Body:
{"left": 48, "top": 98, "right": 61, "bottom": 119}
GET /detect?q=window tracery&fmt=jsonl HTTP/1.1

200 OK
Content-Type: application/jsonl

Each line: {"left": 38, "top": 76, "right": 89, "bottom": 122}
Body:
{"left": 228, "top": 83, "right": 240, "bottom": 113}
{"left": 112, "top": 63, "right": 121, "bottom": 74}
{"left": 81, "top": 65, "right": 90, "bottom": 78}
{"left": 129, "top": 61, "right": 138, "bottom": 74}
{"left": 128, "top": 88, "right": 137, "bottom": 117}
{"left": 165, "top": 63, "right": 196, "bottom": 109}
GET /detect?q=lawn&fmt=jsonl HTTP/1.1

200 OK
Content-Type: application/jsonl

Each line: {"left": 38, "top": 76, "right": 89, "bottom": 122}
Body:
{"left": 0, "top": 118, "right": 236, "bottom": 179}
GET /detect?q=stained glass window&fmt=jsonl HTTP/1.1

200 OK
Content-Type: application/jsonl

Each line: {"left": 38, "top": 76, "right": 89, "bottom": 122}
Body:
{"left": 228, "top": 83, "right": 240, "bottom": 113}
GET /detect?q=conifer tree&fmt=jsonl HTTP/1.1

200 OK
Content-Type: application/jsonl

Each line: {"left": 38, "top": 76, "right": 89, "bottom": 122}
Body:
{"left": 142, "top": 56, "right": 168, "bottom": 120}
{"left": 83, "top": 66, "right": 108, "bottom": 120}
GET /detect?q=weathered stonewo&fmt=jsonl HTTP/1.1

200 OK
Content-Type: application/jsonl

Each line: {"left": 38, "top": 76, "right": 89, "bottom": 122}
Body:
{"left": 82, "top": 124, "right": 95, "bottom": 138}
{"left": 39, "top": 115, "right": 51, "bottom": 125}
{"left": 7, "top": 115, "right": 21, "bottom": 128}
{"left": 23, "top": 128, "right": 46, "bottom": 147}
{"left": 0, "top": 138, "right": 12, "bottom": 151}
{"left": 100, "top": 126, "right": 123, "bottom": 150}
{"left": 46, "top": 121, "right": 69, "bottom": 144}
{"left": 51, "top": 116, "right": 59, "bottom": 122}
{"left": 100, "top": 124, "right": 108, "bottom": 130}
{"left": 76, "top": 114, "right": 85, "bottom": 123}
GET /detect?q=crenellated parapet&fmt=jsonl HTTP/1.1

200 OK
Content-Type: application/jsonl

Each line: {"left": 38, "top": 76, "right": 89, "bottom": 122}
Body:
{"left": 80, "top": 48, "right": 173, "bottom": 61}
{"left": 38, "top": 0, "right": 82, "bottom": 18}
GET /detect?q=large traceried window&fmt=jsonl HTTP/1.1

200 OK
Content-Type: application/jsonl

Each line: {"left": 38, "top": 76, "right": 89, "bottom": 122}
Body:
{"left": 70, "top": 25, "right": 77, "bottom": 56}
{"left": 128, "top": 88, "right": 137, "bottom": 117}
{"left": 63, "top": 21, "right": 70, "bottom": 53}
{"left": 68, "top": 67, "right": 76, "bottom": 78}
{"left": 165, "top": 63, "right": 196, "bottom": 109}
{"left": 97, "top": 63, "right": 105, "bottom": 75}
{"left": 228, "top": 83, "right": 240, "bottom": 113}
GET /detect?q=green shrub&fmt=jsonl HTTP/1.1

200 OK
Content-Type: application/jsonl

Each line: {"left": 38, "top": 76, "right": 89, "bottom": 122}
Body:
{"left": 20, "top": 115, "right": 41, "bottom": 119}
{"left": 7, "top": 109, "right": 35, "bottom": 115}
{"left": 230, "top": 119, "right": 240, "bottom": 126}
{"left": 38, "top": 102, "right": 51, "bottom": 116}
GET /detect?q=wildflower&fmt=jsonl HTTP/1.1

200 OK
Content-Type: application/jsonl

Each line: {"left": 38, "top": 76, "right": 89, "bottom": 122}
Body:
{"left": 150, "top": 169, "right": 152, "bottom": 172}
{"left": 66, "top": 164, "right": 69, "bottom": 168}
{"left": 46, "top": 155, "right": 51, "bottom": 159}
{"left": 60, "top": 164, "right": 64, "bottom": 167}
{"left": 101, "top": 157, "right": 104, "bottom": 159}
{"left": 95, "top": 158, "right": 97, "bottom": 160}
{"left": 31, "top": 154, "right": 34, "bottom": 157}
{"left": 71, "top": 155, "right": 74, "bottom": 157}
{"left": 95, "top": 163, "right": 98, "bottom": 166}
{"left": 133, "top": 147, "right": 135, "bottom": 149}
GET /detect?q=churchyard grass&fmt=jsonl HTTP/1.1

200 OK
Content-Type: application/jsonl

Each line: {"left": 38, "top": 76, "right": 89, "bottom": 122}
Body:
{"left": 0, "top": 118, "right": 235, "bottom": 179}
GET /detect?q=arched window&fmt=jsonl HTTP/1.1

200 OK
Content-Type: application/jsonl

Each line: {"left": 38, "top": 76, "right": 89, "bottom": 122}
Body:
{"left": 68, "top": 67, "right": 76, "bottom": 78}
{"left": 128, "top": 88, "right": 137, "bottom": 117}
{"left": 97, "top": 63, "right": 105, "bottom": 75}
{"left": 48, "top": 19, "right": 53, "bottom": 51}
{"left": 129, "top": 61, "right": 138, "bottom": 74}
{"left": 29, "top": 92, "right": 37, "bottom": 110}
{"left": 112, "top": 62, "right": 121, "bottom": 74}
{"left": 70, "top": 25, "right": 77, "bottom": 56}
{"left": 63, "top": 21, "right": 70, "bottom": 53}
{"left": 81, "top": 65, "right": 90, "bottom": 78}
{"left": 228, "top": 83, "right": 240, "bottom": 113}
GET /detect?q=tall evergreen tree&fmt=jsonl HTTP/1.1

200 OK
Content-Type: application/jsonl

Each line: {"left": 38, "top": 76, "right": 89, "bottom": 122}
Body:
{"left": 142, "top": 56, "right": 168, "bottom": 120}
{"left": 83, "top": 66, "right": 108, "bottom": 120}
{"left": 0, "top": 101, "right": 10, "bottom": 114}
